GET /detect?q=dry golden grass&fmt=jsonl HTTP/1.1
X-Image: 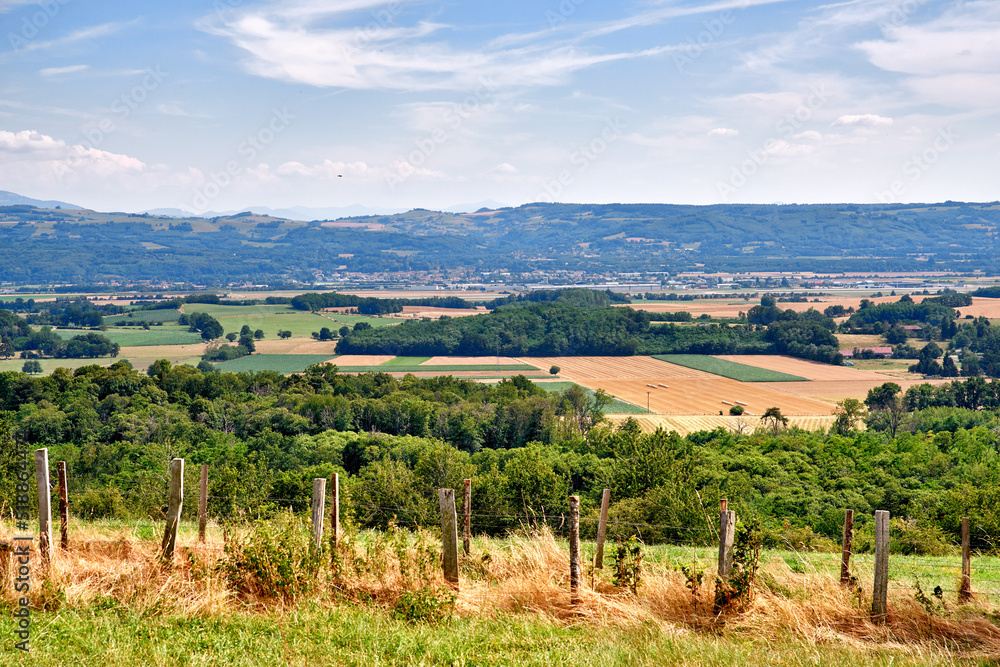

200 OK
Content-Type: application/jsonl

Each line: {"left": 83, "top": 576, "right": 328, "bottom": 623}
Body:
{"left": 3, "top": 522, "right": 998, "bottom": 660}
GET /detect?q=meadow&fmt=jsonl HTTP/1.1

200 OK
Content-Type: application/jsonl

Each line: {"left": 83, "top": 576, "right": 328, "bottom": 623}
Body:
{"left": 2, "top": 517, "right": 998, "bottom": 666}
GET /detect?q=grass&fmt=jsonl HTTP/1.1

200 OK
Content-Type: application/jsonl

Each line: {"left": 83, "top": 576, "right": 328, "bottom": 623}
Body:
{"left": 1, "top": 519, "right": 998, "bottom": 666}
{"left": 652, "top": 355, "right": 808, "bottom": 382}
{"left": 92, "top": 325, "right": 204, "bottom": 347}
{"left": 213, "top": 354, "right": 337, "bottom": 374}
{"left": 104, "top": 309, "right": 183, "bottom": 324}
{"left": 382, "top": 356, "right": 432, "bottom": 366}
{"left": 181, "top": 304, "right": 397, "bottom": 338}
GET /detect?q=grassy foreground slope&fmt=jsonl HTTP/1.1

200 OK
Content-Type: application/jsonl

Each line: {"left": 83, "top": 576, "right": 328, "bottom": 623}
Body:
{"left": 0, "top": 608, "right": 978, "bottom": 667}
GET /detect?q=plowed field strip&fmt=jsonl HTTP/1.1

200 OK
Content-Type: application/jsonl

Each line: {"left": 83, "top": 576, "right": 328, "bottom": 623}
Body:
{"left": 517, "top": 356, "right": 715, "bottom": 380}
{"left": 574, "top": 377, "right": 835, "bottom": 416}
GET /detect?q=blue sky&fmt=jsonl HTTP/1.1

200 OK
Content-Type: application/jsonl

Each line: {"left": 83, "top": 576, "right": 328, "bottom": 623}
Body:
{"left": 0, "top": 0, "right": 996, "bottom": 213}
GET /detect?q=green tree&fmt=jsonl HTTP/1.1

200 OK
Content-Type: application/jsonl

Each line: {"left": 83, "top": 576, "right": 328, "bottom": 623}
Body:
{"left": 21, "top": 359, "right": 42, "bottom": 374}
{"left": 253, "top": 329, "right": 265, "bottom": 340}
{"left": 760, "top": 406, "right": 788, "bottom": 435}
{"left": 832, "top": 398, "right": 865, "bottom": 435}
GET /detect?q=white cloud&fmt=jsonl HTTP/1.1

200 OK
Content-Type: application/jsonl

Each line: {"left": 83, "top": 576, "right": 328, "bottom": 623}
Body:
{"left": 39, "top": 64, "right": 89, "bottom": 77}
{"left": 833, "top": 113, "right": 893, "bottom": 126}
{"left": 708, "top": 127, "right": 739, "bottom": 137}
{"left": 198, "top": 1, "right": 683, "bottom": 91}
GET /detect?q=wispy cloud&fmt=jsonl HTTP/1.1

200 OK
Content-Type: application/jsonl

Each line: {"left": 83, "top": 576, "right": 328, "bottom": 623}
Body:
{"left": 40, "top": 64, "right": 89, "bottom": 77}
{"left": 199, "top": 0, "right": 689, "bottom": 91}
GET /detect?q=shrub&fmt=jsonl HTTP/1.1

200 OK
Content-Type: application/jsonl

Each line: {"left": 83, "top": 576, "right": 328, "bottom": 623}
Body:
{"left": 729, "top": 405, "right": 744, "bottom": 416}
{"left": 219, "top": 512, "right": 322, "bottom": 601}
{"left": 391, "top": 585, "right": 456, "bottom": 623}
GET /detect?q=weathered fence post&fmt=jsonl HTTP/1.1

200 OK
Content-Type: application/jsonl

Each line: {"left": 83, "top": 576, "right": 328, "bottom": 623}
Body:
{"left": 569, "top": 495, "right": 580, "bottom": 605}
{"left": 718, "top": 506, "right": 735, "bottom": 581}
{"left": 160, "top": 458, "right": 184, "bottom": 561}
{"left": 840, "top": 509, "right": 854, "bottom": 586}
{"left": 311, "top": 477, "right": 327, "bottom": 553}
{"left": 960, "top": 516, "right": 971, "bottom": 603}
{"left": 57, "top": 461, "right": 69, "bottom": 551}
{"left": 439, "top": 488, "right": 459, "bottom": 588}
{"left": 331, "top": 473, "right": 340, "bottom": 553}
{"left": 34, "top": 448, "right": 52, "bottom": 564}
{"left": 198, "top": 464, "right": 208, "bottom": 543}
{"left": 0, "top": 541, "right": 10, "bottom": 589}
{"left": 462, "top": 478, "right": 471, "bottom": 556}
{"left": 871, "top": 510, "right": 890, "bottom": 624}
{"left": 594, "top": 488, "right": 611, "bottom": 569}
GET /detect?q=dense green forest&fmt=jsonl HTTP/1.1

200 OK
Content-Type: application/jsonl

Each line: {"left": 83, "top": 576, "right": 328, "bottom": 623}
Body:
{"left": 336, "top": 292, "right": 843, "bottom": 364}
{"left": 3, "top": 361, "right": 1000, "bottom": 552}
{"left": 1, "top": 201, "right": 998, "bottom": 284}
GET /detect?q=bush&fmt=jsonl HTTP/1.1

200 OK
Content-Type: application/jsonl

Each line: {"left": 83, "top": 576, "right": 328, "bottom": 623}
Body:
{"left": 74, "top": 487, "right": 127, "bottom": 519}
{"left": 391, "top": 585, "right": 456, "bottom": 623}
{"left": 729, "top": 405, "right": 744, "bottom": 416}
{"left": 219, "top": 512, "right": 322, "bottom": 601}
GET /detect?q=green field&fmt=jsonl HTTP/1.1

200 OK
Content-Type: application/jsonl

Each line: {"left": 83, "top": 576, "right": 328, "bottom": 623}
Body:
{"left": 105, "top": 309, "right": 183, "bottom": 324}
{"left": 382, "top": 356, "right": 432, "bottom": 366}
{"left": 653, "top": 355, "right": 808, "bottom": 382}
{"left": 213, "top": 354, "right": 337, "bottom": 374}
{"left": 93, "top": 325, "right": 204, "bottom": 347}
{"left": 180, "top": 304, "right": 397, "bottom": 338}
{"left": 0, "top": 357, "right": 116, "bottom": 374}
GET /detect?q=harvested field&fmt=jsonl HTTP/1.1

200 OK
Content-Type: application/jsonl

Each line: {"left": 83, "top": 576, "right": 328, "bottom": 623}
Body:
{"left": 955, "top": 297, "right": 1000, "bottom": 319}
{"left": 253, "top": 339, "right": 339, "bottom": 355}
{"left": 325, "top": 354, "right": 396, "bottom": 366}
{"left": 606, "top": 414, "right": 838, "bottom": 436}
{"left": 756, "top": 377, "right": 951, "bottom": 402}
{"left": 576, "top": 378, "right": 834, "bottom": 416}
{"left": 395, "top": 305, "right": 486, "bottom": 318}
{"left": 835, "top": 333, "right": 887, "bottom": 350}
{"left": 517, "top": 356, "right": 713, "bottom": 380}
{"left": 714, "top": 355, "right": 893, "bottom": 381}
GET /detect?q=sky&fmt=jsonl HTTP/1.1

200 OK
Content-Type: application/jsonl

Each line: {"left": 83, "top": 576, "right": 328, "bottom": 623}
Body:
{"left": 0, "top": 0, "right": 997, "bottom": 214}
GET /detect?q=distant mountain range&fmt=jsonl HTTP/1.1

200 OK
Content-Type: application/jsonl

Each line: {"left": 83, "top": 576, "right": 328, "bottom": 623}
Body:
{"left": 143, "top": 200, "right": 509, "bottom": 221}
{"left": 1, "top": 190, "right": 509, "bottom": 221}
{"left": 0, "top": 190, "right": 81, "bottom": 209}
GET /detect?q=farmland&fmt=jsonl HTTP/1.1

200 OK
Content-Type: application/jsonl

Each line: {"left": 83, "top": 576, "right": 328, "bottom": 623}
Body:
{"left": 652, "top": 354, "right": 807, "bottom": 382}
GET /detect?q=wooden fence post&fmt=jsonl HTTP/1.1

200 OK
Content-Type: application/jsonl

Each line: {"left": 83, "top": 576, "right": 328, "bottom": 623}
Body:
{"left": 718, "top": 508, "right": 735, "bottom": 581}
{"left": 840, "top": 509, "right": 854, "bottom": 586}
{"left": 462, "top": 478, "right": 471, "bottom": 556}
{"left": 160, "top": 458, "right": 184, "bottom": 561}
{"left": 198, "top": 464, "right": 208, "bottom": 543}
{"left": 34, "top": 448, "right": 52, "bottom": 564}
{"left": 57, "top": 461, "right": 69, "bottom": 551}
{"left": 331, "top": 473, "right": 340, "bottom": 553}
{"left": 960, "top": 516, "right": 971, "bottom": 603}
{"left": 439, "top": 488, "right": 459, "bottom": 588}
{"left": 871, "top": 510, "right": 890, "bottom": 624}
{"left": 594, "top": 488, "right": 611, "bottom": 569}
{"left": 311, "top": 478, "right": 326, "bottom": 553}
{"left": 569, "top": 495, "right": 580, "bottom": 605}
